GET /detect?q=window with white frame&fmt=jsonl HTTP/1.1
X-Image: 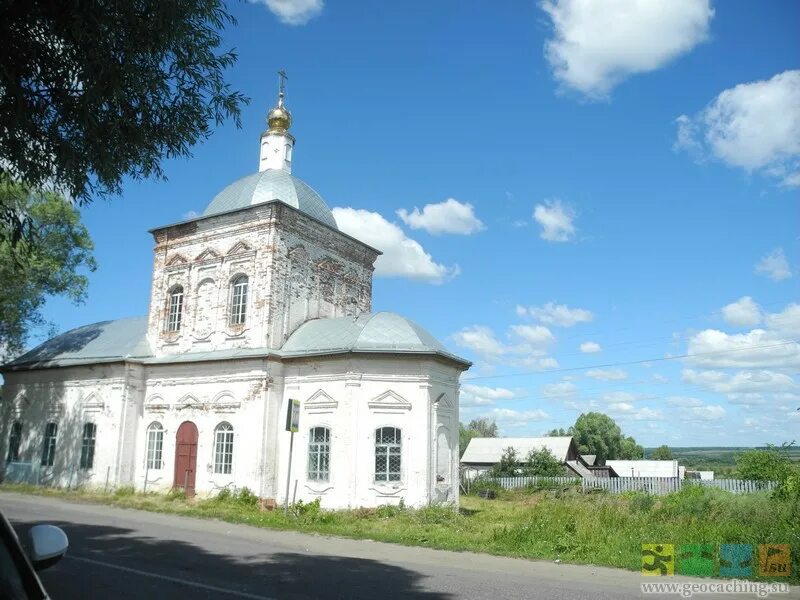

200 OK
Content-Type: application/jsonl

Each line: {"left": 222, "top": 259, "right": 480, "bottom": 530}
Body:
{"left": 6, "top": 421, "right": 22, "bottom": 462}
{"left": 213, "top": 422, "right": 234, "bottom": 474}
{"left": 166, "top": 285, "right": 184, "bottom": 332}
{"left": 41, "top": 422, "right": 57, "bottom": 467}
{"left": 375, "top": 427, "right": 401, "bottom": 482}
{"left": 307, "top": 427, "right": 330, "bottom": 481}
{"left": 146, "top": 422, "right": 164, "bottom": 470}
{"left": 80, "top": 422, "right": 96, "bottom": 470}
{"left": 229, "top": 275, "right": 248, "bottom": 326}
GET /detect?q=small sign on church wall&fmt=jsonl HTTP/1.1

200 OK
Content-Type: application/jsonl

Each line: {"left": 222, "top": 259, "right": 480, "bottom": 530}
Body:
{"left": 286, "top": 399, "right": 300, "bottom": 432}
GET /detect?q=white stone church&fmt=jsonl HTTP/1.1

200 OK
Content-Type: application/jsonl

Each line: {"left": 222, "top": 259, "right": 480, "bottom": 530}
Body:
{"left": 0, "top": 84, "right": 470, "bottom": 509}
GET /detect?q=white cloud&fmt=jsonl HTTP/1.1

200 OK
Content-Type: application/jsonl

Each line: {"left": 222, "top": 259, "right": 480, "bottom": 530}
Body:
{"left": 452, "top": 326, "right": 508, "bottom": 356}
{"left": 686, "top": 328, "right": 800, "bottom": 369}
{"left": 755, "top": 248, "right": 792, "bottom": 281}
{"left": 533, "top": 199, "right": 576, "bottom": 242}
{"left": 585, "top": 368, "right": 628, "bottom": 381}
{"left": 608, "top": 403, "right": 664, "bottom": 421}
{"left": 652, "top": 373, "right": 669, "bottom": 384}
{"left": 541, "top": 0, "right": 713, "bottom": 99}
{"left": 396, "top": 199, "right": 485, "bottom": 235}
{"left": 682, "top": 369, "right": 797, "bottom": 394}
{"left": 603, "top": 391, "right": 643, "bottom": 404}
{"left": 517, "top": 356, "right": 560, "bottom": 371}
{"left": 254, "top": 0, "right": 323, "bottom": 25}
{"left": 675, "top": 70, "right": 800, "bottom": 187}
{"left": 667, "top": 396, "right": 704, "bottom": 408}
{"left": 182, "top": 210, "right": 200, "bottom": 220}
{"left": 487, "top": 408, "right": 550, "bottom": 428}
{"left": 765, "top": 303, "right": 800, "bottom": 338}
{"left": 541, "top": 381, "right": 578, "bottom": 398}
{"left": 509, "top": 324, "right": 556, "bottom": 348}
{"left": 688, "top": 404, "right": 726, "bottom": 421}
{"left": 518, "top": 302, "right": 593, "bottom": 327}
{"left": 332, "top": 207, "right": 457, "bottom": 284}
{"left": 580, "top": 341, "right": 601, "bottom": 353}
{"left": 460, "top": 384, "right": 518, "bottom": 407}
{"left": 721, "top": 296, "right": 762, "bottom": 327}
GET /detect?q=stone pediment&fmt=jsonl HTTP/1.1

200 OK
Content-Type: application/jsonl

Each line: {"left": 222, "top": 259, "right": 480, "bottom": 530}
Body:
{"left": 166, "top": 254, "right": 188, "bottom": 267}
{"left": 226, "top": 241, "right": 252, "bottom": 256}
{"left": 368, "top": 390, "right": 411, "bottom": 412}
{"left": 304, "top": 389, "right": 338, "bottom": 412}
{"left": 434, "top": 392, "right": 454, "bottom": 412}
{"left": 80, "top": 392, "right": 105, "bottom": 413}
{"left": 195, "top": 248, "right": 221, "bottom": 262}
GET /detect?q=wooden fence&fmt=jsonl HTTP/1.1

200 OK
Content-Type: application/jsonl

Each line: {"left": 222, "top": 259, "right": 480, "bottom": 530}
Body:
{"left": 475, "top": 476, "right": 777, "bottom": 495}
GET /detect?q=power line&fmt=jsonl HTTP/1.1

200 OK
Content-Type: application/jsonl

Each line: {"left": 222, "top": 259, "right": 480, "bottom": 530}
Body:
{"left": 462, "top": 340, "right": 798, "bottom": 382}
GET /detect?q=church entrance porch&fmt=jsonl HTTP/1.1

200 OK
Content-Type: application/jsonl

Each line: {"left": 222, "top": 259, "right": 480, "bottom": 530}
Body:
{"left": 174, "top": 421, "right": 198, "bottom": 497}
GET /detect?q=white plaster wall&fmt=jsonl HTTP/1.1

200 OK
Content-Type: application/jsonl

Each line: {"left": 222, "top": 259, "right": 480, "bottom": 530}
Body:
{"left": 0, "top": 364, "right": 135, "bottom": 490}
{"left": 135, "top": 358, "right": 272, "bottom": 497}
{"left": 276, "top": 355, "right": 461, "bottom": 509}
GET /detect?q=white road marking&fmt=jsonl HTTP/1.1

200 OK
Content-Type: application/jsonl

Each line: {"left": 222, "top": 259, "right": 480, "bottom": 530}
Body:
{"left": 69, "top": 555, "right": 276, "bottom": 600}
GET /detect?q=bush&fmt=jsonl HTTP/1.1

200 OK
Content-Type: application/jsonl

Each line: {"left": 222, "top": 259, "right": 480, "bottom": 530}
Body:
{"left": 291, "top": 497, "right": 321, "bottom": 519}
{"left": 736, "top": 445, "right": 794, "bottom": 482}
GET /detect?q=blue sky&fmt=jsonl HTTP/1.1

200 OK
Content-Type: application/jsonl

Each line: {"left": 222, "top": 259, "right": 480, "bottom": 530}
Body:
{"left": 38, "top": 0, "right": 799, "bottom": 447}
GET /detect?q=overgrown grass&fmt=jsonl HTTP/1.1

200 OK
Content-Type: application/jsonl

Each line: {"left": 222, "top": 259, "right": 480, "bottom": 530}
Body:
{"left": 2, "top": 482, "right": 797, "bottom": 583}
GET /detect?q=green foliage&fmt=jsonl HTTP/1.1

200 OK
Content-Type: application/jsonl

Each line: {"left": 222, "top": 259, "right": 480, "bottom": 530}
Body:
{"left": 0, "top": 180, "right": 95, "bottom": 359}
{"left": 166, "top": 488, "right": 187, "bottom": 501}
{"left": 650, "top": 445, "right": 673, "bottom": 460}
{"left": 736, "top": 445, "right": 795, "bottom": 482}
{"left": 571, "top": 412, "right": 642, "bottom": 462}
{"left": 459, "top": 418, "right": 498, "bottom": 458}
{"left": 774, "top": 474, "right": 800, "bottom": 501}
{"left": 0, "top": 0, "right": 248, "bottom": 242}
{"left": 291, "top": 497, "right": 322, "bottom": 519}
{"left": 113, "top": 485, "right": 135, "bottom": 498}
{"left": 522, "top": 447, "right": 564, "bottom": 477}
{"left": 212, "top": 487, "right": 259, "bottom": 508}
{"left": 491, "top": 447, "right": 520, "bottom": 477}
{"left": 547, "top": 427, "right": 571, "bottom": 437}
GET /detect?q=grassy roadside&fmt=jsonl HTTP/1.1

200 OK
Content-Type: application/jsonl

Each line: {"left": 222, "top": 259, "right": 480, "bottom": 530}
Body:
{"left": 2, "top": 482, "right": 797, "bottom": 584}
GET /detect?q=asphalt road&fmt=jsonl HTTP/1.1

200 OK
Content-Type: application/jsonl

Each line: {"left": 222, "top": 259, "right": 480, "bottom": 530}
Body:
{"left": 1, "top": 492, "right": 794, "bottom": 600}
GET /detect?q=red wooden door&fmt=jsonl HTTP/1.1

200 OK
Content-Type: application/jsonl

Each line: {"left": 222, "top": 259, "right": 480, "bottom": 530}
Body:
{"left": 174, "top": 421, "right": 198, "bottom": 497}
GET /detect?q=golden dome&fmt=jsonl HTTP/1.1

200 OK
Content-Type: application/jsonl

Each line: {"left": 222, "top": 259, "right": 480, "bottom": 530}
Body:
{"left": 267, "top": 101, "right": 292, "bottom": 133}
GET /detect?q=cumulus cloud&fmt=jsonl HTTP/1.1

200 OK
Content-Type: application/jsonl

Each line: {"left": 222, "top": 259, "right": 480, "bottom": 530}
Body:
{"left": 686, "top": 328, "right": 800, "bottom": 369}
{"left": 252, "top": 0, "right": 324, "bottom": 25}
{"left": 460, "top": 384, "right": 518, "bottom": 407}
{"left": 332, "top": 207, "right": 458, "bottom": 284}
{"left": 682, "top": 369, "right": 797, "bottom": 394}
{"left": 518, "top": 302, "right": 593, "bottom": 327}
{"left": 688, "top": 404, "right": 726, "bottom": 421}
{"left": 486, "top": 408, "right": 550, "bottom": 428}
{"left": 541, "top": 381, "right": 578, "bottom": 398}
{"left": 675, "top": 70, "right": 800, "bottom": 187}
{"left": 765, "top": 303, "right": 800, "bottom": 338}
{"left": 509, "top": 324, "right": 556, "bottom": 348}
{"left": 721, "top": 296, "right": 762, "bottom": 327}
{"left": 585, "top": 368, "right": 628, "bottom": 381}
{"left": 580, "top": 341, "right": 602, "bottom": 353}
{"left": 396, "top": 198, "right": 485, "bottom": 235}
{"left": 533, "top": 199, "right": 576, "bottom": 242}
{"left": 452, "top": 326, "right": 508, "bottom": 357}
{"left": 608, "top": 403, "right": 664, "bottom": 421}
{"left": 667, "top": 396, "right": 704, "bottom": 408}
{"left": 541, "top": 0, "right": 713, "bottom": 99}
{"left": 755, "top": 248, "right": 792, "bottom": 281}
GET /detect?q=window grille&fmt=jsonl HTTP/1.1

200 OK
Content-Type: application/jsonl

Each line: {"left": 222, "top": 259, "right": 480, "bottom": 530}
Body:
{"left": 41, "top": 422, "right": 58, "bottom": 467}
{"left": 307, "top": 427, "right": 330, "bottom": 481}
{"left": 6, "top": 422, "right": 22, "bottom": 462}
{"left": 214, "top": 422, "right": 234, "bottom": 474}
{"left": 79, "top": 423, "right": 96, "bottom": 469}
{"left": 146, "top": 422, "right": 164, "bottom": 470}
{"left": 166, "top": 286, "right": 184, "bottom": 332}
{"left": 375, "top": 427, "right": 401, "bottom": 482}
{"left": 229, "top": 275, "right": 248, "bottom": 325}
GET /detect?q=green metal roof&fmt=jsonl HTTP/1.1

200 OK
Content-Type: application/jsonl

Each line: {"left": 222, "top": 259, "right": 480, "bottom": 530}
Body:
{"left": 281, "top": 312, "right": 470, "bottom": 365}
{"left": 203, "top": 169, "right": 338, "bottom": 229}
{"left": 3, "top": 317, "right": 152, "bottom": 370}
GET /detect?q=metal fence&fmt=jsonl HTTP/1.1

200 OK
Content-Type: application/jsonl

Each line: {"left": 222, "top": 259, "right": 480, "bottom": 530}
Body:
{"left": 476, "top": 476, "right": 777, "bottom": 495}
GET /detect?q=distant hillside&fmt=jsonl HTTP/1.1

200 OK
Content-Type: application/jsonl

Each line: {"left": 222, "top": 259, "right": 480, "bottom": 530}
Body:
{"left": 644, "top": 446, "right": 800, "bottom": 470}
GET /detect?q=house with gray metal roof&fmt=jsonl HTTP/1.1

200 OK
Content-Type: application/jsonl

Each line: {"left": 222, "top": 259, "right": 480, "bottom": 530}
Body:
{"left": 1, "top": 81, "right": 470, "bottom": 509}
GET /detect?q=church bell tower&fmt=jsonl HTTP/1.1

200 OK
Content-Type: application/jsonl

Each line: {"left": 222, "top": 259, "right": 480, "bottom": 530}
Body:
{"left": 259, "top": 70, "right": 294, "bottom": 173}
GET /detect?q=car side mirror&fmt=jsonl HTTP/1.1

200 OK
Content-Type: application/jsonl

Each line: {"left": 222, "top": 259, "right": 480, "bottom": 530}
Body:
{"left": 28, "top": 525, "right": 68, "bottom": 571}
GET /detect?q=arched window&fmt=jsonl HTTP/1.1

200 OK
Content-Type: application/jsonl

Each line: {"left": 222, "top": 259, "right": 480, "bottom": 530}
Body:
{"left": 307, "top": 427, "right": 330, "bottom": 481}
{"left": 166, "top": 285, "right": 184, "bottom": 332}
{"left": 41, "top": 422, "right": 58, "bottom": 467}
{"left": 6, "top": 421, "right": 22, "bottom": 462}
{"left": 146, "top": 422, "right": 164, "bottom": 470}
{"left": 375, "top": 427, "right": 401, "bottom": 482}
{"left": 80, "top": 423, "right": 97, "bottom": 470}
{"left": 213, "top": 422, "right": 234, "bottom": 474}
{"left": 229, "top": 275, "right": 248, "bottom": 326}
